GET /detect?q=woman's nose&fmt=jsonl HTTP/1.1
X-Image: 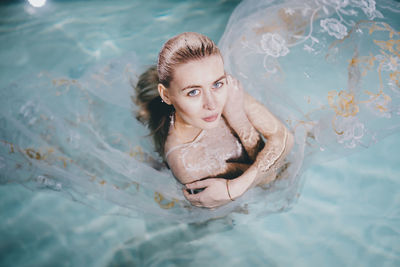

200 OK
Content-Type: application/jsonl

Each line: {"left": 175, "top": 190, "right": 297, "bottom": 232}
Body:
{"left": 203, "top": 90, "right": 216, "bottom": 110}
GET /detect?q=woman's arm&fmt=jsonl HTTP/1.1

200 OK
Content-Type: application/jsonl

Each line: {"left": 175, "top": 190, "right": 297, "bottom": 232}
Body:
{"left": 168, "top": 148, "right": 252, "bottom": 209}
{"left": 222, "top": 75, "right": 263, "bottom": 161}
{"left": 228, "top": 92, "right": 294, "bottom": 199}
{"left": 185, "top": 91, "right": 293, "bottom": 207}
{"left": 166, "top": 145, "right": 251, "bottom": 185}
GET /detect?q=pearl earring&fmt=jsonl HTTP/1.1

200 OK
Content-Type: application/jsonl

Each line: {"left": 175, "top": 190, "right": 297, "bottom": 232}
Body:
{"left": 170, "top": 112, "right": 175, "bottom": 126}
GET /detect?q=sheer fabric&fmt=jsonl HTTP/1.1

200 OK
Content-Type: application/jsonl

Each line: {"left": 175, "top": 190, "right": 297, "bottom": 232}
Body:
{"left": 1, "top": 0, "right": 399, "bottom": 222}
{"left": 165, "top": 118, "right": 246, "bottom": 183}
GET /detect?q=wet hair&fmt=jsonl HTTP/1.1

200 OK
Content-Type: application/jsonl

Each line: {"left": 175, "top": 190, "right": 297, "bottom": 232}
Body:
{"left": 134, "top": 32, "right": 221, "bottom": 158}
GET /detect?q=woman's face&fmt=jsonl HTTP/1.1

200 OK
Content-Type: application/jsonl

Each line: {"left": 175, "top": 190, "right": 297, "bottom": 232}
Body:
{"left": 166, "top": 55, "right": 228, "bottom": 130}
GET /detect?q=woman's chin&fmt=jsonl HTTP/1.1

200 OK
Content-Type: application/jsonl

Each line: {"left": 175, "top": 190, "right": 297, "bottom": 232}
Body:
{"left": 199, "top": 115, "right": 221, "bottom": 129}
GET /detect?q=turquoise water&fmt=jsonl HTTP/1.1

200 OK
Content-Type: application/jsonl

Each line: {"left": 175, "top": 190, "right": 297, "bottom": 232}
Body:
{"left": 1, "top": 0, "right": 400, "bottom": 266}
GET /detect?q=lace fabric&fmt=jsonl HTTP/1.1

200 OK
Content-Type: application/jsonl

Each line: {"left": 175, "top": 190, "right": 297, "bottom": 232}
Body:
{"left": 165, "top": 118, "right": 245, "bottom": 183}
{"left": 0, "top": 0, "right": 399, "bottom": 222}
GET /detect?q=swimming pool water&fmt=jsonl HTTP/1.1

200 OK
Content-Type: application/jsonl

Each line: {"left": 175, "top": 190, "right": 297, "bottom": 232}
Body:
{"left": 0, "top": 0, "right": 399, "bottom": 266}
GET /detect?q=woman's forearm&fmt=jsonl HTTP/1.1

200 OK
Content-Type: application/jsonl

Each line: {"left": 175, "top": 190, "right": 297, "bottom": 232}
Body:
{"left": 223, "top": 75, "right": 263, "bottom": 160}
{"left": 227, "top": 91, "right": 295, "bottom": 199}
{"left": 228, "top": 128, "right": 293, "bottom": 199}
{"left": 224, "top": 112, "right": 263, "bottom": 161}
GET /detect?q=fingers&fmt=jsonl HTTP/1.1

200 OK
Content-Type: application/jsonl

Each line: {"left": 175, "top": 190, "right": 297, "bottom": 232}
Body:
{"left": 227, "top": 74, "right": 242, "bottom": 92}
{"left": 183, "top": 179, "right": 213, "bottom": 207}
{"left": 227, "top": 74, "right": 233, "bottom": 85}
{"left": 185, "top": 179, "right": 210, "bottom": 189}
{"left": 227, "top": 75, "right": 236, "bottom": 88}
{"left": 183, "top": 179, "right": 228, "bottom": 209}
{"left": 183, "top": 188, "right": 203, "bottom": 207}
{"left": 236, "top": 78, "right": 243, "bottom": 91}
{"left": 182, "top": 189, "right": 222, "bottom": 209}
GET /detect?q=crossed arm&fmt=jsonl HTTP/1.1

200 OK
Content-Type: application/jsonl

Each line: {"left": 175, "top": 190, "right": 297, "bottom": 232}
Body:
{"left": 227, "top": 92, "right": 293, "bottom": 198}
{"left": 181, "top": 76, "right": 294, "bottom": 208}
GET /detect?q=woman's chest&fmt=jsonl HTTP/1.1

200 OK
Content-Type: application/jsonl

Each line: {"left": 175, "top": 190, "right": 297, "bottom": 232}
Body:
{"left": 176, "top": 123, "right": 244, "bottom": 177}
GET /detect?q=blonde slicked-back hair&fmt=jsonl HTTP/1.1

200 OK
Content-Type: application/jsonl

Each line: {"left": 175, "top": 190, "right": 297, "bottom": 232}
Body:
{"left": 157, "top": 32, "right": 221, "bottom": 87}
{"left": 135, "top": 32, "right": 221, "bottom": 159}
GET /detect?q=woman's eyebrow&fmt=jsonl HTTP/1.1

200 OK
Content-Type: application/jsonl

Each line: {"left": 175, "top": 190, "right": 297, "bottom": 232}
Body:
{"left": 181, "top": 84, "right": 201, "bottom": 91}
{"left": 181, "top": 75, "right": 226, "bottom": 91}
{"left": 213, "top": 75, "right": 226, "bottom": 84}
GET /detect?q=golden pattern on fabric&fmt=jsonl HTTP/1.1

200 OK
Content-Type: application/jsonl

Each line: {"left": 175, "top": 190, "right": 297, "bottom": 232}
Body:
{"left": 1, "top": 140, "right": 15, "bottom": 153}
{"left": 25, "top": 148, "right": 44, "bottom": 160}
{"left": 58, "top": 156, "right": 71, "bottom": 168}
{"left": 253, "top": 8, "right": 311, "bottom": 43}
{"left": 253, "top": 24, "right": 281, "bottom": 36}
{"left": 277, "top": 8, "right": 311, "bottom": 44}
{"left": 374, "top": 40, "right": 400, "bottom": 57}
{"left": 324, "top": 20, "right": 399, "bottom": 137}
{"left": 154, "top": 192, "right": 176, "bottom": 209}
{"left": 328, "top": 90, "right": 359, "bottom": 118}
{"left": 368, "top": 22, "right": 400, "bottom": 39}
{"left": 50, "top": 76, "right": 80, "bottom": 96}
{"left": 89, "top": 174, "right": 97, "bottom": 182}
{"left": 362, "top": 90, "right": 392, "bottom": 113}
{"left": 347, "top": 53, "right": 376, "bottom": 77}
{"left": 390, "top": 71, "right": 400, "bottom": 88}
{"left": 129, "top": 145, "right": 146, "bottom": 162}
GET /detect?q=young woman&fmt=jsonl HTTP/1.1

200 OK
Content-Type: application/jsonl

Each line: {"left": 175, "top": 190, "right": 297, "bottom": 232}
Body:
{"left": 135, "top": 32, "right": 293, "bottom": 209}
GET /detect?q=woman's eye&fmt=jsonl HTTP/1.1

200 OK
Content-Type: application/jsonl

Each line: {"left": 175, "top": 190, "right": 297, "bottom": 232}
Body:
{"left": 187, "top": 89, "right": 200, "bottom": 97}
{"left": 213, "top": 81, "right": 224, "bottom": 89}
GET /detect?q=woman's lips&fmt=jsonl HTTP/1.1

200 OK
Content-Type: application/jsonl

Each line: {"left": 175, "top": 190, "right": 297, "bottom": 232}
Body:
{"left": 202, "top": 114, "right": 218, "bottom": 122}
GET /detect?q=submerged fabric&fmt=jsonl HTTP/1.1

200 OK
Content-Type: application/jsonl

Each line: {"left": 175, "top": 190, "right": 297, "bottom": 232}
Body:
{"left": 165, "top": 117, "right": 245, "bottom": 182}
{"left": 1, "top": 0, "right": 399, "bottom": 222}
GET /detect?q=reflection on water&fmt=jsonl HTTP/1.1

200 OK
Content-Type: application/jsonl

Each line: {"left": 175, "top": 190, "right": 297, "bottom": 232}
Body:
{"left": 28, "top": 0, "right": 47, "bottom": 8}
{"left": 0, "top": 0, "right": 400, "bottom": 266}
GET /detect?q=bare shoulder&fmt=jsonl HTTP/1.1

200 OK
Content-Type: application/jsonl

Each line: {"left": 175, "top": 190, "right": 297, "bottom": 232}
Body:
{"left": 243, "top": 92, "right": 288, "bottom": 136}
{"left": 165, "top": 147, "right": 193, "bottom": 184}
{"left": 164, "top": 129, "right": 200, "bottom": 184}
{"left": 243, "top": 92, "right": 276, "bottom": 120}
{"left": 243, "top": 92, "right": 270, "bottom": 112}
{"left": 164, "top": 128, "right": 181, "bottom": 157}
{"left": 244, "top": 91, "right": 257, "bottom": 103}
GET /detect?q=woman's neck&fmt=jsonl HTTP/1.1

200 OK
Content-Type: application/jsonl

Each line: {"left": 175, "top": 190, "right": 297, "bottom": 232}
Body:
{"left": 172, "top": 113, "right": 203, "bottom": 144}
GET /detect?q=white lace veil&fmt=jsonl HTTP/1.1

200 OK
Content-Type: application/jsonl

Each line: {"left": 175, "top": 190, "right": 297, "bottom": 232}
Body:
{"left": 1, "top": 0, "right": 399, "bottom": 222}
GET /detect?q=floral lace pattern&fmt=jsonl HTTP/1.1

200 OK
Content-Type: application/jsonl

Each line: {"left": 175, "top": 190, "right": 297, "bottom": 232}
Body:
{"left": 220, "top": 0, "right": 399, "bottom": 153}
{"left": 1, "top": 0, "right": 398, "bottom": 222}
{"left": 260, "top": 33, "right": 290, "bottom": 58}
{"left": 320, "top": 18, "right": 347, "bottom": 39}
{"left": 236, "top": 0, "right": 386, "bottom": 75}
{"left": 166, "top": 119, "right": 244, "bottom": 180}
{"left": 336, "top": 117, "right": 366, "bottom": 148}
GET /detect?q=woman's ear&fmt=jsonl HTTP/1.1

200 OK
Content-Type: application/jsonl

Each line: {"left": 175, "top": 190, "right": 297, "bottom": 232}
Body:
{"left": 158, "top": 83, "right": 172, "bottom": 105}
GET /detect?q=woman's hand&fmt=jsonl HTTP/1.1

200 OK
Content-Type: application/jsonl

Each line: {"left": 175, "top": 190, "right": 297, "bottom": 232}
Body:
{"left": 223, "top": 75, "right": 245, "bottom": 121}
{"left": 183, "top": 178, "right": 232, "bottom": 209}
